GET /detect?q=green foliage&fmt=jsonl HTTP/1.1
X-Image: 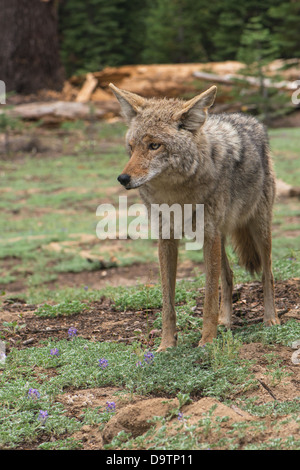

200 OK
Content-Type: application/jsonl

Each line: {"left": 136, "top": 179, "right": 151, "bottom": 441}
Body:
{"left": 0, "top": 112, "right": 23, "bottom": 133}
{"left": 0, "top": 112, "right": 23, "bottom": 155}
{"left": 59, "top": 0, "right": 148, "bottom": 76}
{"left": 142, "top": 0, "right": 209, "bottom": 64}
{"left": 232, "top": 16, "right": 289, "bottom": 124}
{"left": 57, "top": 1, "right": 298, "bottom": 76}
{"left": 35, "top": 300, "right": 86, "bottom": 318}
{"left": 236, "top": 320, "right": 300, "bottom": 347}
{"left": 268, "top": 1, "right": 300, "bottom": 58}
{"left": 59, "top": 0, "right": 125, "bottom": 76}
{"left": 112, "top": 281, "right": 194, "bottom": 311}
{"left": 237, "top": 16, "right": 279, "bottom": 67}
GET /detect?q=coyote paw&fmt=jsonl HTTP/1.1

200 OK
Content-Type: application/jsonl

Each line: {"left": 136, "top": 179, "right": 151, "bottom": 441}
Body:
{"left": 218, "top": 318, "right": 232, "bottom": 329}
{"left": 264, "top": 316, "right": 281, "bottom": 326}
{"left": 198, "top": 337, "right": 214, "bottom": 347}
{"left": 199, "top": 325, "right": 217, "bottom": 346}
{"left": 156, "top": 334, "right": 177, "bottom": 352}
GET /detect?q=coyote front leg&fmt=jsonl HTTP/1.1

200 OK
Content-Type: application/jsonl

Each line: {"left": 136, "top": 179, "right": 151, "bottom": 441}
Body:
{"left": 157, "top": 238, "right": 179, "bottom": 351}
{"left": 199, "top": 233, "right": 221, "bottom": 345}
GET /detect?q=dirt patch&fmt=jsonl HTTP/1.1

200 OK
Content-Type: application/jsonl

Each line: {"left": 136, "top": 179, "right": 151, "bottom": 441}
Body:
{"left": 0, "top": 256, "right": 200, "bottom": 294}
{"left": 240, "top": 342, "right": 300, "bottom": 402}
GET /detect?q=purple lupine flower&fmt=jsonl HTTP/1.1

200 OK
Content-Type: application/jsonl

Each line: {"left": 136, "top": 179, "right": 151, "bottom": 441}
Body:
{"left": 38, "top": 410, "right": 48, "bottom": 424}
{"left": 28, "top": 388, "right": 41, "bottom": 399}
{"left": 144, "top": 351, "right": 154, "bottom": 364}
{"left": 178, "top": 412, "right": 184, "bottom": 421}
{"left": 136, "top": 361, "right": 143, "bottom": 367}
{"left": 99, "top": 358, "right": 108, "bottom": 369}
{"left": 106, "top": 401, "right": 116, "bottom": 413}
{"left": 50, "top": 348, "right": 59, "bottom": 357}
{"left": 68, "top": 327, "right": 77, "bottom": 338}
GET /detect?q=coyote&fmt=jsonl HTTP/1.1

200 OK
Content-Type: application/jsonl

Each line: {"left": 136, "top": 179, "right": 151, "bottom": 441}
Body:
{"left": 109, "top": 83, "right": 280, "bottom": 351}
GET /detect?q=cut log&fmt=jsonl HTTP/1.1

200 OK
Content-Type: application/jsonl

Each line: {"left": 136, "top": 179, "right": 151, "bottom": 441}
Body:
{"left": 76, "top": 73, "right": 98, "bottom": 103}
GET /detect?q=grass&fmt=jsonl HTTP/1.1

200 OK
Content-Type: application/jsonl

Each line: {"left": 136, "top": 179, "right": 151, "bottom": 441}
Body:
{"left": 0, "top": 120, "right": 299, "bottom": 450}
{"left": 34, "top": 299, "right": 87, "bottom": 318}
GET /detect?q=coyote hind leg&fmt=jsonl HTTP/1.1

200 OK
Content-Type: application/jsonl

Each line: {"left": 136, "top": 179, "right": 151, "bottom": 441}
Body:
{"left": 219, "top": 236, "right": 233, "bottom": 328}
{"left": 256, "top": 233, "right": 280, "bottom": 326}
{"left": 249, "top": 215, "right": 280, "bottom": 326}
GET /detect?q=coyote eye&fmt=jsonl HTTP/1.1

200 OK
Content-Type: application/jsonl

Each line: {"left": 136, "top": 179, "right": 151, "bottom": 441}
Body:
{"left": 149, "top": 143, "right": 161, "bottom": 150}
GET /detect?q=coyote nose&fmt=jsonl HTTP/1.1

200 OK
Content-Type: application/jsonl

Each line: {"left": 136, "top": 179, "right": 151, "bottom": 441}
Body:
{"left": 117, "top": 174, "right": 131, "bottom": 186}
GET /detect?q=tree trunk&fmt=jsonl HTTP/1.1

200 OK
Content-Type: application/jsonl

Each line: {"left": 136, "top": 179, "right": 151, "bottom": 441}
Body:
{"left": 0, "top": 0, "right": 64, "bottom": 94}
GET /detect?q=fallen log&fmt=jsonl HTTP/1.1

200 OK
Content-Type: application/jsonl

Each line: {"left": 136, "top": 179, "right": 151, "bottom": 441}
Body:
{"left": 1, "top": 100, "right": 120, "bottom": 122}
{"left": 276, "top": 179, "right": 300, "bottom": 199}
{"left": 193, "top": 70, "right": 298, "bottom": 91}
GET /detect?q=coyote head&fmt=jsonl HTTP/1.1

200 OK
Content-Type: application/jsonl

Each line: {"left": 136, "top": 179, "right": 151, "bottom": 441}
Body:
{"left": 109, "top": 83, "right": 217, "bottom": 190}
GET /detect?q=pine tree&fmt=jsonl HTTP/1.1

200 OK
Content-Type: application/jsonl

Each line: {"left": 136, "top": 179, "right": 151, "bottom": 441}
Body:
{"left": 142, "top": 0, "right": 209, "bottom": 64}
{"left": 119, "top": 0, "right": 149, "bottom": 65}
{"left": 235, "top": 16, "right": 287, "bottom": 124}
{"left": 268, "top": 1, "right": 300, "bottom": 59}
{"left": 212, "top": 4, "right": 246, "bottom": 60}
{"left": 59, "top": 0, "right": 126, "bottom": 76}
{"left": 211, "top": 0, "right": 282, "bottom": 61}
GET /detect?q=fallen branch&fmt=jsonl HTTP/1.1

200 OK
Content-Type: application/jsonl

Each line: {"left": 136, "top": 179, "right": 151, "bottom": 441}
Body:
{"left": 233, "top": 308, "right": 289, "bottom": 327}
{"left": 257, "top": 379, "right": 277, "bottom": 400}
{"left": 193, "top": 71, "right": 297, "bottom": 91}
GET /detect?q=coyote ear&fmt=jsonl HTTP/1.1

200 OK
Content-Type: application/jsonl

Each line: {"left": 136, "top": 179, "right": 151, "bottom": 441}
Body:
{"left": 109, "top": 83, "right": 146, "bottom": 123}
{"left": 174, "top": 86, "right": 217, "bottom": 132}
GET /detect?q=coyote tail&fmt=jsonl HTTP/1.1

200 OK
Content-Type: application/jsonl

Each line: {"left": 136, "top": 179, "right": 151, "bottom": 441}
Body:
{"left": 232, "top": 226, "right": 262, "bottom": 275}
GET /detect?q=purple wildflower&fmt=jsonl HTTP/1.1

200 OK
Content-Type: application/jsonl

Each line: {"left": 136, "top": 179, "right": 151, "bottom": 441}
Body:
{"left": 68, "top": 327, "right": 77, "bottom": 338}
{"left": 106, "top": 401, "right": 116, "bottom": 413}
{"left": 178, "top": 412, "right": 184, "bottom": 421}
{"left": 28, "top": 388, "right": 41, "bottom": 400}
{"left": 144, "top": 351, "right": 154, "bottom": 364}
{"left": 38, "top": 410, "right": 48, "bottom": 425}
{"left": 50, "top": 348, "right": 59, "bottom": 357}
{"left": 136, "top": 361, "right": 143, "bottom": 367}
{"left": 99, "top": 358, "right": 108, "bottom": 369}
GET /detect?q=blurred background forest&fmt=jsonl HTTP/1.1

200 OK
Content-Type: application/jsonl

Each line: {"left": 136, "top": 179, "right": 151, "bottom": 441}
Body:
{"left": 0, "top": 0, "right": 299, "bottom": 93}
{"left": 58, "top": 0, "right": 299, "bottom": 77}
